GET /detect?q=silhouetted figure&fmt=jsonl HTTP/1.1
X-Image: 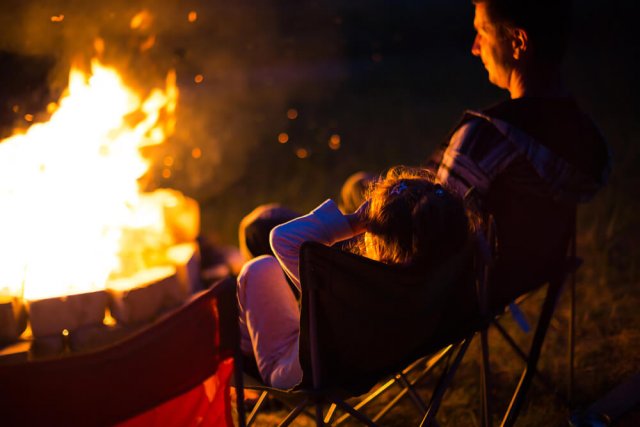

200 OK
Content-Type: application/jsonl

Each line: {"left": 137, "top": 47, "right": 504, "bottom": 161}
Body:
{"left": 428, "top": 0, "right": 611, "bottom": 310}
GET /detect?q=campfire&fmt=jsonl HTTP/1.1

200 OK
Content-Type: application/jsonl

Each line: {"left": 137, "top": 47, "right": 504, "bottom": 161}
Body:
{"left": 0, "top": 56, "right": 203, "bottom": 360}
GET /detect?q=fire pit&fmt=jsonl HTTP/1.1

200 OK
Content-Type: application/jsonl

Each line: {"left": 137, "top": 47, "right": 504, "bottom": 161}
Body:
{"left": 0, "top": 53, "right": 207, "bottom": 363}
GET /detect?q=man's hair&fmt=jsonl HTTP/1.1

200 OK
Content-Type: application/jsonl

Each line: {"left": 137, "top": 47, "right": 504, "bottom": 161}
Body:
{"left": 474, "top": 0, "right": 573, "bottom": 64}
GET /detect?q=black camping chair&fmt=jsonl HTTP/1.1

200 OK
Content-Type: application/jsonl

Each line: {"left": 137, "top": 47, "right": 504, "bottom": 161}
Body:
{"left": 471, "top": 213, "right": 580, "bottom": 427}
{"left": 240, "top": 240, "right": 480, "bottom": 426}
{"left": 239, "top": 216, "right": 580, "bottom": 426}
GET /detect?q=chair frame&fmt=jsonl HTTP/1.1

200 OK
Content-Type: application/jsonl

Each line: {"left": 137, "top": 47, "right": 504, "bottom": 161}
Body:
{"left": 474, "top": 215, "right": 579, "bottom": 427}
{"left": 237, "top": 217, "right": 579, "bottom": 427}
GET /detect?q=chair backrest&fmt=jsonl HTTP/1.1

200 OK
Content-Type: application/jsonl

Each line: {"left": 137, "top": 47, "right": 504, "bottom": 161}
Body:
{"left": 0, "top": 277, "right": 239, "bottom": 427}
{"left": 297, "top": 241, "right": 477, "bottom": 395}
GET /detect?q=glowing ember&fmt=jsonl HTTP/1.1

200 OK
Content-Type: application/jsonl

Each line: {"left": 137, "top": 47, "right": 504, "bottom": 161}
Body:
{"left": 296, "top": 148, "right": 309, "bottom": 159}
{"left": 0, "top": 59, "right": 181, "bottom": 301}
{"left": 329, "top": 134, "right": 341, "bottom": 150}
{"left": 286, "top": 108, "right": 298, "bottom": 120}
{"left": 278, "top": 132, "right": 289, "bottom": 144}
{"left": 130, "top": 10, "right": 153, "bottom": 30}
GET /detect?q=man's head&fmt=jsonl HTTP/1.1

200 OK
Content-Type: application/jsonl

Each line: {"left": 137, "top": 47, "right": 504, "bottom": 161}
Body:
{"left": 471, "top": 0, "right": 572, "bottom": 92}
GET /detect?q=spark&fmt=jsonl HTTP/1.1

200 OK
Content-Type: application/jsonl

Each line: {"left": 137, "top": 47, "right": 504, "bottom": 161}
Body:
{"left": 278, "top": 133, "right": 289, "bottom": 144}
{"left": 94, "top": 38, "right": 105, "bottom": 55}
{"left": 296, "top": 148, "right": 309, "bottom": 159}
{"left": 194, "top": 74, "right": 204, "bottom": 84}
{"left": 140, "top": 35, "right": 156, "bottom": 52}
{"left": 130, "top": 10, "right": 152, "bottom": 30}
{"left": 329, "top": 134, "right": 341, "bottom": 150}
{"left": 50, "top": 15, "right": 65, "bottom": 23}
{"left": 287, "top": 108, "right": 298, "bottom": 120}
{"left": 188, "top": 11, "right": 198, "bottom": 23}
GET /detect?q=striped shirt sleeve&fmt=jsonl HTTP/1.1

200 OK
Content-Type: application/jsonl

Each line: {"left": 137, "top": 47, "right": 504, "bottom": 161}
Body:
{"left": 436, "top": 118, "right": 519, "bottom": 198}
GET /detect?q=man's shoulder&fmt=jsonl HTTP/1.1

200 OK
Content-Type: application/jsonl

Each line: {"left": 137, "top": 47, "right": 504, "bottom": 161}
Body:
{"left": 450, "top": 111, "right": 507, "bottom": 152}
{"left": 479, "top": 96, "right": 610, "bottom": 182}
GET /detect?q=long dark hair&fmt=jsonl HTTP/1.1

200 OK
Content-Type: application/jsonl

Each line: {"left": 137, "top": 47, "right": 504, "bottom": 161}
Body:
{"left": 360, "top": 166, "right": 475, "bottom": 267}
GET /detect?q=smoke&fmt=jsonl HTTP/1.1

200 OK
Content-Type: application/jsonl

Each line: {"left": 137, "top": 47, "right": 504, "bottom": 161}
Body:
{"left": 0, "top": 0, "right": 347, "bottom": 202}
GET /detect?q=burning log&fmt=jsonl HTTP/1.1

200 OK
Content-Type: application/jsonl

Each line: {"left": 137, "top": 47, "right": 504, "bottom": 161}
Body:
{"left": 26, "top": 291, "right": 108, "bottom": 339}
{"left": 0, "top": 297, "right": 27, "bottom": 344}
{"left": 108, "top": 266, "right": 184, "bottom": 325}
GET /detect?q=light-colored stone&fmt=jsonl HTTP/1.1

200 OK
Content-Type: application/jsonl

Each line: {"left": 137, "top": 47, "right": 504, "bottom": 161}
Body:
{"left": 108, "top": 267, "right": 185, "bottom": 325}
{"left": 27, "top": 291, "right": 108, "bottom": 339}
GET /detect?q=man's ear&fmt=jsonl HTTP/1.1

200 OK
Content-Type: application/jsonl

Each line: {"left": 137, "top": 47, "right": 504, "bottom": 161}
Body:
{"left": 511, "top": 28, "right": 528, "bottom": 60}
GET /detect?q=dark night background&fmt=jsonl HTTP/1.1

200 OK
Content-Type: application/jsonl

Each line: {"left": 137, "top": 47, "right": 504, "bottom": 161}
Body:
{"left": 0, "top": 0, "right": 637, "bottom": 252}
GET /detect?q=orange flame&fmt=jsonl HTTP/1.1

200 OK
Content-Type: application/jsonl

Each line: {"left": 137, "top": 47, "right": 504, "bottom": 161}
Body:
{"left": 0, "top": 60, "right": 183, "bottom": 301}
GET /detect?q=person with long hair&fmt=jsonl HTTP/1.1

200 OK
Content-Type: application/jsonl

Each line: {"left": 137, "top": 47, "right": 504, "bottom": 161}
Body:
{"left": 236, "top": 166, "right": 474, "bottom": 388}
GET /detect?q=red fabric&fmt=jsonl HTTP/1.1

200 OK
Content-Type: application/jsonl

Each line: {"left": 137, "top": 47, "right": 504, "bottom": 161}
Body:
{"left": 117, "top": 358, "right": 235, "bottom": 427}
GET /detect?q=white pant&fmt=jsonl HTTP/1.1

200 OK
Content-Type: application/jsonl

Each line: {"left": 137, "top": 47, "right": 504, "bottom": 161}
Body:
{"left": 236, "top": 255, "right": 303, "bottom": 389}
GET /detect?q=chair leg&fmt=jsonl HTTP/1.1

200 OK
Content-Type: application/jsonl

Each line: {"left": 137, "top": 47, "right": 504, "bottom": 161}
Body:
{"left": 568, "top": 265, "right": 576, "bottom": 407}
{"left": 234, "top": 355, "right": 247, "bottom": 427}
{"left": 420, "top": 337, "right": 473, "bottom": 427}
{"left": 397, "top": 371, "right": 429, "bottom": 414}
{"left": 331, "top": 396, "right": 378, "bottom": 427}
{"left": 492, "top": 319, "right": 569, "bottom": 406}
{"left": 324, "top": 403, "right": 337, "bottom": 424}
{"left": 500, "top": 280, "right": 564, "bottom": 427}
{"left": 315, "top": 399, "right": 324, "bottom": 426}
{"left": 278, "top": 397, "right": 311, "bottom": 427}
{"left": 480, "top": 329, "right": 493, "bottom": 427}
{"left": 334, "top": 378, "right": 397, "bottom": 425}
{"left": 335, "top": 346, "right": 454, "bottom": 425}
{"left": 246, "top": 391, "right": 268, "bottom": 427}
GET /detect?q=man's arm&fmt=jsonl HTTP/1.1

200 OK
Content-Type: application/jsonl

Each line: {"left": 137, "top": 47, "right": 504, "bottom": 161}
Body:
{"left": 435, "top": 118, "right": 519, "bottom": 198}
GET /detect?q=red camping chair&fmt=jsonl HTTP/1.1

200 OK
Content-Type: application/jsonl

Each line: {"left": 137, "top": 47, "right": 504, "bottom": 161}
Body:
{"left": 0, "top": 277, "right": 246, "bottom": 427}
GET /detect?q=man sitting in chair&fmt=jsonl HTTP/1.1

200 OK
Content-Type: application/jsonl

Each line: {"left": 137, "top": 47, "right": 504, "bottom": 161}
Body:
{"left": 428, "top": 0, "right": 611, "bottom": 310}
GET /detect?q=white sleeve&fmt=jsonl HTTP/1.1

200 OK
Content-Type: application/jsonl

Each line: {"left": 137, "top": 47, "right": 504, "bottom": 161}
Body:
{"left": 269, "top": 199, "right": 357, "bottom": 291}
